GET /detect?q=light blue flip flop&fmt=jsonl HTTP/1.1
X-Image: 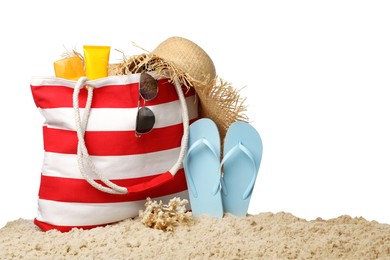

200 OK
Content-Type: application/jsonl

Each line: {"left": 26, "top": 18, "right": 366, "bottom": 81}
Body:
{"left": 183, "top": 118, "right": 223, "bottom": 218}
{"left": 221, "top": 121, "right": 263, "bottom": 217}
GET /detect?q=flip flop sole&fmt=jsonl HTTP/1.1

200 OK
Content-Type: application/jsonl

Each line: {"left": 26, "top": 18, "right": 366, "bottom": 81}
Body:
{"left": 222, "top": 121, "right": 263, "bottom": 216}
{"left": 183, "top": 118, "right": 223, "bottom": 218}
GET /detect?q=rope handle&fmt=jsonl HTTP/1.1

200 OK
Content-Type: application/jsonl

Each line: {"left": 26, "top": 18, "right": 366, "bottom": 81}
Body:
{"left": 72, "top": 76, "right": 189, "bottom": 194}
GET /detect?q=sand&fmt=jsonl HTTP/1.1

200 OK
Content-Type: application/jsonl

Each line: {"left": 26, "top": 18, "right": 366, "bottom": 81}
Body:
{"left": 1, "top": 212, "right": 390, "bottom": 259}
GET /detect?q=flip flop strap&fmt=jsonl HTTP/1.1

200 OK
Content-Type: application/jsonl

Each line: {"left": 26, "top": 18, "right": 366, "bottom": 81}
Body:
{"left": 184, "top": 138, "right": 221, "bottom": 198}
{"left": 220, "top": 141, "right": 257, "bottom": 200}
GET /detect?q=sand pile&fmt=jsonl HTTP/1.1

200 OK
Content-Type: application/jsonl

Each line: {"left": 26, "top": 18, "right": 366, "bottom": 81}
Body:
{"left": 1, "top": 212, "right": 390, "bottom": 259}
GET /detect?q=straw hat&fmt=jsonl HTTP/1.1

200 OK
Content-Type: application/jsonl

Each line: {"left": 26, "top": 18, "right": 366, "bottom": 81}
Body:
{"left": 109, "top": 36, "right": 247, "bottom": 139}
{"left": 152, "top": 37, "right": 216, "bottom": 87}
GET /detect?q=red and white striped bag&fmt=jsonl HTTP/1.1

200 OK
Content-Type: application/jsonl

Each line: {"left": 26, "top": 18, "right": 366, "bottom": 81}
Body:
{"left": 30, "top": 74, "right": 197, "bottom": 232}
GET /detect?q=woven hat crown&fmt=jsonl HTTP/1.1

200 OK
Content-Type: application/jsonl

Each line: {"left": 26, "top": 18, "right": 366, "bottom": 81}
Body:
{"left": 152, "top": 37, "right": 216, "bottom": 86}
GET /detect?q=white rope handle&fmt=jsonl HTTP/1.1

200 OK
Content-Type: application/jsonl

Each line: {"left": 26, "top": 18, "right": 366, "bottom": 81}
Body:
{"left": 168, "top": 78, "right": 189, "bottom": 174}
{"left": 72, "top": 76, "right": 190, "bottom": 194}
{"left": 73, "top": 77, "right": 127, "bottom": 194}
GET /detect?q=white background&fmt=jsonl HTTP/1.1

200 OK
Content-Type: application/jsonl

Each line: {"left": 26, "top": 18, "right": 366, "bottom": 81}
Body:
{"left": 1, "top": 1, "right": 389, "bottom": 229}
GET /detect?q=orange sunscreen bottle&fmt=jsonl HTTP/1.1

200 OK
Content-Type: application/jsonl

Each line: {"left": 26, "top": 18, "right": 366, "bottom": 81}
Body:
{"left": 83, "top": 45, "right": 110, "bottom": 80}
{"left": 54, "top": 56, "right": 85, "bottom": 80}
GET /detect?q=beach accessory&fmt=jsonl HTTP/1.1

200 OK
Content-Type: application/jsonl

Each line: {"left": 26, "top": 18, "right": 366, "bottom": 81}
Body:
{"left": 221, "top": 121, "right": 263, "bottom": 217}
{"left": 109, "top": 36, "right": 248, "bottom": 140}
{"left": 54, "top": 56, "right": 85, "bottom": 80}
{"left": 30, "top": 73, "right": 197, "bottom": 232}
{"left": 136, "top": 72, "right": 158, "bottom": 136}
{"left": 183, "top": 118, "right": 224, "bottom": 218}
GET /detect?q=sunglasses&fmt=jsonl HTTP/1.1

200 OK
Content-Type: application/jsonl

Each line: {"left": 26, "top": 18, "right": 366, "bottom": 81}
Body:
{"left": 135, "top": 72, "right": 159, "bottom": 137}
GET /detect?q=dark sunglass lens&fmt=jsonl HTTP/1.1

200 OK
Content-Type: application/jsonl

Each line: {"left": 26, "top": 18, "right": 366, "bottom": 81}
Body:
{"left": 136, "top": 107, "right": 155, "bottom": 134}
{"left": 140, "top": 72, "right": 158, "bottom": 100}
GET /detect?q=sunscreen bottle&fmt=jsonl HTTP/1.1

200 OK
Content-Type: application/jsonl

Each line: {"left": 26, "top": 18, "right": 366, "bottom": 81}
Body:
{"left": 83, "top": 45, "right": 110, "bottom": 80}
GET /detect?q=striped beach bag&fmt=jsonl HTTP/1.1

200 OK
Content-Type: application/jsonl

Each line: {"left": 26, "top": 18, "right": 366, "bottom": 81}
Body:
{"left": 30, "top": 73, "right": 197, "bottom": 232}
